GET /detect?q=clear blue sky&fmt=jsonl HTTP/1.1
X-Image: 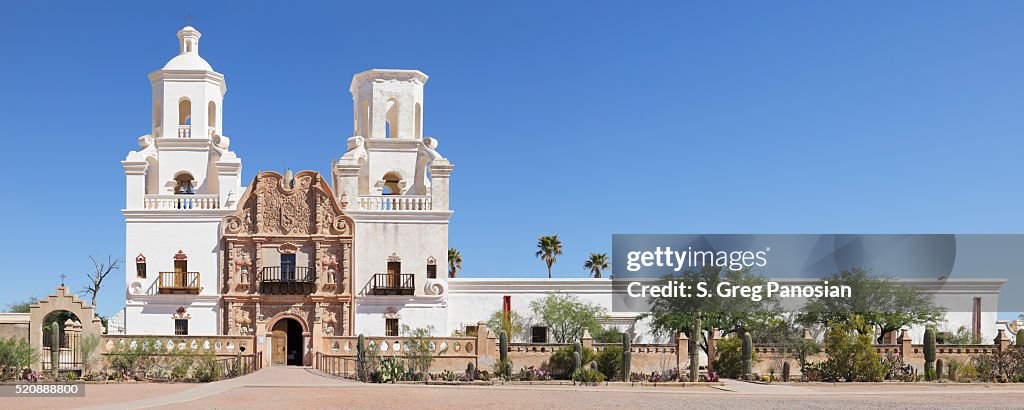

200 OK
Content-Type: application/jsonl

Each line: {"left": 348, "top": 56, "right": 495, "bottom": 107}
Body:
{"left": 1, "top": 1, "right": 1022, "bottom": 317}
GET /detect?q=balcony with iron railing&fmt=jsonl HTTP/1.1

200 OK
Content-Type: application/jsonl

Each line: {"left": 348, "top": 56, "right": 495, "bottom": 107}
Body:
{"left": 143, "top": 194, "right": 221, "bottom": 210}
{"left": 357, "top": 195, "right": 432, "bottom": 211}
{"left": 260, "top": 266, "right": 316, "bottom": 295}
{"left": 158, "top": 271, "right": 201, "bottom": 294}
{"left": 371, "top": 273, "right": 415, "bottom": 295}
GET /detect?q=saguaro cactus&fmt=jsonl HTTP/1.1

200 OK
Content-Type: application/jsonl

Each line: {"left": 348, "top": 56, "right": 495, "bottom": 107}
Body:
{"left": 689, "top": 312, "right": 702, "bottom": 382}
{"left": 50, "top": 322, "right": 60, "bottom": 375}
{"left": 936, "top": 358, "right": 944, "bottom": 381}
{"left": 1017, "top": 329, "right": 1023, "bottom": 346}
{"left": 499, "top": 330, "right": 509, "bottom": 363}
{"left": 782, "top": 361, "right": 791, "bottom": 382}
{"left": 924, "top": 328, "right": 936, "bottom": 381}
{"left": 742, "top": 332, "right": 753, "bottom": 378}
{"left": 356, "top": 334, "right": 367, "bottom": 382}
{"left": 573, "top": 351, "right": 582, "bottom": 372}
{"left": 621, "top": 332, "right": 632, "bottom": 381}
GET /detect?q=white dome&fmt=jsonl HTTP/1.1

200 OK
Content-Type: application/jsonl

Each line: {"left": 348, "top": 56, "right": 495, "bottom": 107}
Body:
{"left": 162, "top": 53, "right": 213, "bottom": 71}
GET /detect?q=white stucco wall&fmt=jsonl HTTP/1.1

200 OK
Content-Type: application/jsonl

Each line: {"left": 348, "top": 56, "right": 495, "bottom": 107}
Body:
{"left": 123, "top": 213, "right": 228, "bottom": 335}
{"left": 348, "top": 216, "right": 450, "bottom": 297}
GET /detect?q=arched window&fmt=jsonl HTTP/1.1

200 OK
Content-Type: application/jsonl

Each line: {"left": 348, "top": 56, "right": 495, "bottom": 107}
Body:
{"left": 208, "top": 101, "right": 217, "bottom": 133}
{"left": 385, "top": 98, "right": 400, "bottom": 138}
{"left": 154, "top": 101, "right": 162, "bottom": 129}
{"left": 178, "top": 99, "right": 192, "bottom": 125}
{"left": 381, "top": 172, "right": 402, "bottom": 195}
{"left": 144, "top": 156, "right": 158, "bottom": 195}
{"left": 426, "top": 256, "right": 437, "bottom": 279}
{"left": 174, "top": 173, "right": 195, "bottom": 195}
{"left": 360, "top": 101, "right": 370, "bottom": 137}
{"left": 415, "top": 103, "right": 422, "bottom": 138}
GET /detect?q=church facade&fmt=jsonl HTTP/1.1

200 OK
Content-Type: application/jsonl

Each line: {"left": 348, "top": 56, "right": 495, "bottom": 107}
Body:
{"left": 121, "top": 27, "right": 1008, "bottom": 365}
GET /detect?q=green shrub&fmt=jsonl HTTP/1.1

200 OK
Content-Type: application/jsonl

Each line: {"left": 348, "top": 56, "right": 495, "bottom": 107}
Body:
{"left": 109, "top": 338, "right": 160, "bottom": 379}
{"left": 548, "top": 345, "right": 596, "bottom": 379}
{"left": 169, "top": 349, "right": 196, "bottom": 381}
{"left": 494, "top": 359, "right": 514, "bottom": 380}
{"left": 595, "top": 346, "right": 622, "bottom": 381}
{"left": 401, "top": 325, "right": 436, "bottom": 375}
{"left": 0, "top": 337, "right": 38, "bottom": 381}
{"left": 571, "top": 367, "right": 606, "bottom": 384}
{"left": 192, "top": 351, "right": 219, "bottom": 383}
{"left": 711, "top": 336, "right": 759, "bottom": 379}
{"left": 590, "top": 326, "right": 624, "bottom": 343}
{"left": 376, "top": 356, "right": 405, "bottom": 383}
{"left": 817, "top": 316, "right": 885, "bottom": 382}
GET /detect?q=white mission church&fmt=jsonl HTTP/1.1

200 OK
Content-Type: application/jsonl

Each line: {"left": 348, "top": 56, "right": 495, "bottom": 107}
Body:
{"left": 119, "top": 27, "right": 1009, "bottom": 365}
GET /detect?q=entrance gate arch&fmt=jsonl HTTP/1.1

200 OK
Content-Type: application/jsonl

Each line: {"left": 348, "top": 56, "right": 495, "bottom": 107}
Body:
{"left": 28, "top": 286, "right": 104, "bottom": 371}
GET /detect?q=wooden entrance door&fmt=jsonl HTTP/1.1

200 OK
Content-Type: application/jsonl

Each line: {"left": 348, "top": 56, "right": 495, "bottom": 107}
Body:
{"left": 271, "top": 329, "right": 287, "bottom": 365}
{"left": 174, "top": 260, "right": 188, "bottom": 287}
{"left": 387, "top": 262, "right": 401, "bottom": 288}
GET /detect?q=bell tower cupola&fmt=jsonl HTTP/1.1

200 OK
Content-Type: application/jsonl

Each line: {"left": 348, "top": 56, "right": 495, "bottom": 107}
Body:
{"left": 150, "top": 26, "right": 226, "bottom": 140}
{"left": 123, "top": 26, "right": 241, "bottom": 211}
{"left": 350, "top": 69, "right": 428, "bottom": 140}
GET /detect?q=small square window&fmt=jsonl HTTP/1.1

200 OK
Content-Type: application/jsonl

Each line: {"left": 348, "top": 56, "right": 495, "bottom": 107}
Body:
{"left": 531, "top": 326, "right": 547, "bottom": 343}
{"left": 175, "top": 319, "right": 189, "bottom": 336}
{"left": 426, "top": 264, "right": 437, "bottom": 279}
{"left": 386, "top": 318, "right": 399, "bottom": 337}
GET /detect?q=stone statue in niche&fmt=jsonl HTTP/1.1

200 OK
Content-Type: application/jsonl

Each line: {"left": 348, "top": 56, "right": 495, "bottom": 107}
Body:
{"left": 322, "top": 308, "right": 337, "bottom": 335}
{"left": 235, "top": 253, "right": 252, "bottom": 291}
{"left": 234, "top": 306, "right": 252, "bottom": 335}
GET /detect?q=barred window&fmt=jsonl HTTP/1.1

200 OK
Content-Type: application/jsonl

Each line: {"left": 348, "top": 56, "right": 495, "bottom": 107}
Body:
{"left": 175, "top": 319, "right": 189, "bottom": 336}
{"left": 531, "top": 326, "right": 547, "bottom": 343}
{"left": 386, "top": 318, "right": 399, "bottom": 337}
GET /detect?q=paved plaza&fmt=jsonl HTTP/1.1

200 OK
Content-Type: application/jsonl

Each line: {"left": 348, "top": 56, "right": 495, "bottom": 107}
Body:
{"left": 9, "top": 366, "right": 1024, "bottom": 409}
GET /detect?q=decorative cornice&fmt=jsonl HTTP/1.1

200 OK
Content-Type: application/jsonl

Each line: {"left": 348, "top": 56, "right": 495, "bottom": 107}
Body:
{"left": 344, "top": 210, "right": 453, "bottom": 223}
{"left": 349, "top": 69, "right": 428, "bottom": 92}
{"left": 148, "top": 70, "right": 227, "bottom": 94}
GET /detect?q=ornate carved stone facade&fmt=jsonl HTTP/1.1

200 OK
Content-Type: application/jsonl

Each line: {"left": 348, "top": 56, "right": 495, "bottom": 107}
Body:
{"left": 220, "top": 170, "right": 355, "bottom": 339}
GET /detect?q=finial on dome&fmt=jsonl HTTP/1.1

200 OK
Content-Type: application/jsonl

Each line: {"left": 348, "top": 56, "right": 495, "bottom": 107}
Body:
{"left": 177, "top": 26, "right": 201, "bottom": 55}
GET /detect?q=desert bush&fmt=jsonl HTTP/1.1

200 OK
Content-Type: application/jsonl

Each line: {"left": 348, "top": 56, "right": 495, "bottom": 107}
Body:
{"left": 711, "top": 336, "right": 759, "bottom": 379}
{"left": 595, "top": 346, "right": 622, "bottom": 381}
{"left": 401, "top": 325, "right": 437, "bottom": 375}
{"left": 78, "top": 334, "right": 100, "bottom": 375}
{"left": 548, "top": 344, "right": 596, "bottom": 378}
{"left": 571, "top": 367, "right": 606, "bottom": 384}
{"left": 493, "top": 359, "right": 514, "bottom": 380}
{"left": 970, "top": 349, "right": 1024, "bottom": 382}
{"left": 0, "top": 337, "right": 38, "bottom": 381}
{"left": 814, "top": 316, "right": 886, "bottom": 382}
{"left": 109, "top": 338, "right": 160, "bottom": 380}
{"left": 192, "top": 351, "right": 219, "bottom": 383}
{"left": 376, "top": 356, "right": 404, "bottom": 383}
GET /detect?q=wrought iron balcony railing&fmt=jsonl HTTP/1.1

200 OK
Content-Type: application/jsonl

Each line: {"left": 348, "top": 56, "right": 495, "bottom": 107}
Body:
{"left": 260, "top": 266, "right": 316, "bottom": 295}
{"left": 371, "top": 273, "right": 415, "bottom": 296}
{"left": 158, "top": 271, "right": 200, "bottom": 294}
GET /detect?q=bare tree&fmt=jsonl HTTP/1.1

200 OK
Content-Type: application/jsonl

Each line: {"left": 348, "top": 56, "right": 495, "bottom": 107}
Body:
{"left": 79, "top": 255, "right": 121, "bottom": 308}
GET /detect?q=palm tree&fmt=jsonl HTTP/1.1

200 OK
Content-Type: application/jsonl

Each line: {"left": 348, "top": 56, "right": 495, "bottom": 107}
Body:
{"left": 535, "top": 235, "right": 563, "bottom": 279}
{"left": 584, "top": 253, "right": 609, "bottom": 278}
{"left": 448, "top": 248, "right": 463, "bottom": 278}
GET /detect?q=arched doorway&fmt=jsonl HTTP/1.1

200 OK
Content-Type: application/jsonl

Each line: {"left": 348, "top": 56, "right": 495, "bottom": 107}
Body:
{"left": 28, "top": 286, "right": 104, "bottom": 371}
{"left": 271, "top": 318, "right": 304, "bottom": 366}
